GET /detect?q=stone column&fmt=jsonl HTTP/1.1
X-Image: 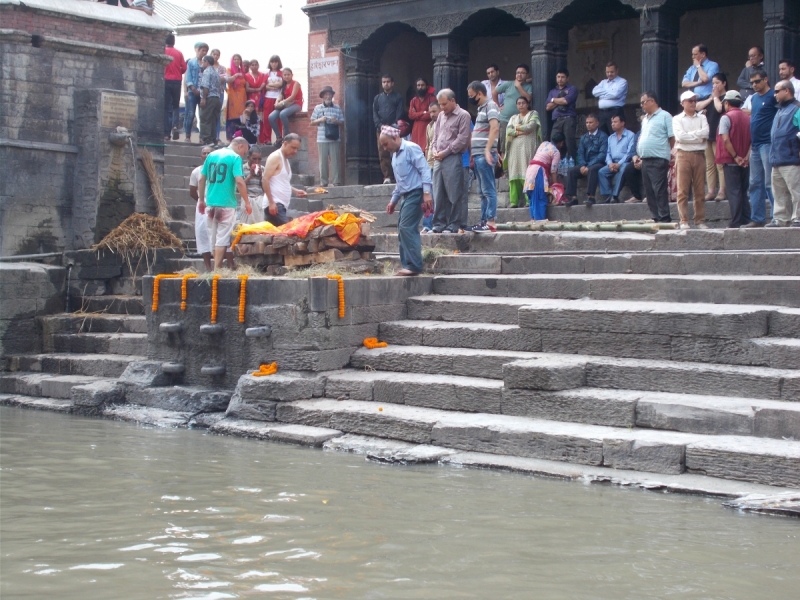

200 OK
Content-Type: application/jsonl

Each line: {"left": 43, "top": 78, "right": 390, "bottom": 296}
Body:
{"left": 343, "top": 47, "right": 380, "bottom": 185}
{"left": 763, "top": 0, "right": 800, "bottom": 86}
{"left": 432, "top": 36, "right": 469, "bottom": 108}
{"left": 529, "top": 20, "right": 569, "bottom": 140}
{"left": 639, "top": 6, "right": 680, "bottom": 116}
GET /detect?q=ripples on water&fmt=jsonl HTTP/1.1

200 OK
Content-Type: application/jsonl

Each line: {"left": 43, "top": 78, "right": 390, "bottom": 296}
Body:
{"left": 1, "top": 407, "right": 798, "bottom": 599}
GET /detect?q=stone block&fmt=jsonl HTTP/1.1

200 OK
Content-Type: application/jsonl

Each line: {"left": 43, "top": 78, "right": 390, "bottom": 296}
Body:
{"left": 268, "top": 424, "right": 341, "bottom": 446}
{"left": 118, "top": 361, "right": 172, "bottom": 388}
{"left": 270, "top": 322, "right": 379, "bottom": 351}
{"left": 654, "top": 229, "right": 725, "bottom": 251}
{"left": 256, "top": 348, "right": 355, "bottom": 372}
{"left": 501, "top": 255, "right": 585, "bottom": 275}
{"left": 583, "top": 254, "right": 632, "bottom": 274}
{"left": 503, "top": 358, "right": 586, "bottom": 390}
{"left": 71, "top": 380, "right": 125, "bottom": 407}
{"left": 603, "top": 438, "right": 685, "bottom": 474}
{"left": 225, "top": 390, "right": 277, "bottom": 422}
{"left": 125, "top": 386, "right": 231, "bottom": 413}
{"left": 754, "top": 406, "right": 800, "bottom": 439}
{"left": 501, "top": 388, "right": 637, "bottom": 427}
{"left": 432, "top": 255, "right": 502, "bottom": 275}
{"left": 635, "top": 393, "right": 754, "bottom": 436}
{"left": 540, "top": 329, "right": 672, "bottom": 361}
{"left": 686, "top": 437, "right": 800, "bottom": 488}
{"left": 237, "top": 373, "right": 323, "bottom": 402}
{"left": 40, "top": 375, "right": 99, "bottom": 399}
{"left": 406, "top": 297, "right": 525, "bottom": 325}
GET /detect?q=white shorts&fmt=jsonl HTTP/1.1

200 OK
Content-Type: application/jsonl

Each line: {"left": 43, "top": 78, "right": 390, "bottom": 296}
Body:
{"left": 206, "top": 207, "right": 237, "bottom": 248}
{"left": 195, "top": 203, "right": 211, "bottom": 255}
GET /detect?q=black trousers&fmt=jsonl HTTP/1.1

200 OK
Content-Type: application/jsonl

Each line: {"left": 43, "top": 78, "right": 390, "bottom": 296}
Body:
{"left": 551, "top": 116, "right": 577, "bottom": 160}
{"left": 566, "top": 163, "right": 603, "bottom": 198}
{"left": 598, "top": 107, "right": 625, "bottom": 136}
{"left": 621, "top": 162, "right": 643, "bottom": 200}
{"left": 164, "top": 80, "right": 182, "bottom": 136}
{"left": 723, "top": 164, "right": 752, "bottom": 228}
{"left": 641, "top": 157, "right": 671, "bottom": 222}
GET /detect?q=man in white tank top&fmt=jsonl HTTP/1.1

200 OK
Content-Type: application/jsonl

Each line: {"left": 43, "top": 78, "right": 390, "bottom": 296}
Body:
{"left": 262, "top": 133, "right": 307, "bottom": 226}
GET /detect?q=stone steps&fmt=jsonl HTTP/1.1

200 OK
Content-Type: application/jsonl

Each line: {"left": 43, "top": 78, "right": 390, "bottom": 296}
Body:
{"left": 73, "top": 294, "right": 144, "bottom": 315}
{"left": 349, "top": 345, "right": 800, "bottom": 401}
{"left": 39, "top": 313, "right": 147, "bottom": 335}
{"left": 168, "top": 219, "right": 194, "bottom": 240}
{"left": 431, "top": 274, "right": 800, "bottom": 307}
{"left": 274, "top": 398, "right": 800, "bottom": 487}
{"left": 0, "top": 372, "right": 116, "bottom": 399}
{"left": 52, "top": 332, "right": 148, "bottom": 356}
{"left": 0, "top": 393, "right": 74, "bottom": 413}
{"left": 3, "top": 353, "right": 144, "bottom": 378}
{"left": 434, "top": 250, "right": 800, "bottom": 277}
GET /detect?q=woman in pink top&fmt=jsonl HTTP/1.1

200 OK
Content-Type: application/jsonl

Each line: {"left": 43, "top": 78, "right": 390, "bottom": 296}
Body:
{"left": 268, "top": 68, "right": 303, "bottom": 144}
{"left": 524, "top": 133, "right": 567, "bottom": 221}
{"left": 260, "top": 55, "right": 283, "bottom": 144}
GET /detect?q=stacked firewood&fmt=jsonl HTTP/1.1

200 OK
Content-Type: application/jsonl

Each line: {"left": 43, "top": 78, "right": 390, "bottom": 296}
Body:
{"left": 234, "top": 222, "right": 377, "bottom": 270}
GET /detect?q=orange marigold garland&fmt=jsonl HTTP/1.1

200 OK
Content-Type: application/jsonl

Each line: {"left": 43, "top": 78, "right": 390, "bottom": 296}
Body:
{"left": 210, "top": 274, "right": 221, "bottom": 324}
{"left": 363, "top": 337, "right": 387, "bottom": 349}
{"left": 237, "top": 274, "right": 248, "bottom": 323}
{"left": 252, "top": 362, "right": 278, "bottom": 377}
{"left": 151, "top": 273, "right": 181, "bottom": 312}
{"left": 180, "top": 273, "right": 198, "bottom": 311}
{"left": 327, "top": 274, "right": 345, "bottom": 319}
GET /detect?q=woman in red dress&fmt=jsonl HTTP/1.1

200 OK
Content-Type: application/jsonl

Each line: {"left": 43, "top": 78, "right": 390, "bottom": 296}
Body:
{"left": 244, "top": 59, "right": 267, "bottom": 131}
{"left": 408, "top": 78, "right": 437, "bottom": 149}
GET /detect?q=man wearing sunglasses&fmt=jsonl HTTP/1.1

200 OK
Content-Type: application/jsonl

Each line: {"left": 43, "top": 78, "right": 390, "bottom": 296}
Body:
{"left": 742, "top": 70, "right": 777, "bottom": 227}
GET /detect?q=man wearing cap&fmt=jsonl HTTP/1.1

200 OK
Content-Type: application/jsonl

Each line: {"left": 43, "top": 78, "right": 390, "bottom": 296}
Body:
{"left": 716, "top": 90, "right": 752, "bottom": 228}
{"left": 766, "top": 81, "right": 800, "bottom": 227}
{"left": 380, "top": 126, "right": 433, "bottom": 276}
{"left": 310, "top": 86, "right": 344, "bottom": 187}
{"left": 672, "top": 90, "right": 710, "bottom": 228}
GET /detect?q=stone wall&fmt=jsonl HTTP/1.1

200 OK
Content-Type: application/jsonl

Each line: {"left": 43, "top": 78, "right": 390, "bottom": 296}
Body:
{"left": 0, "top": 0, "right": 171, "bottom": 256}
{"left": 143, "top": 275, "right": 432, "bottom": 389}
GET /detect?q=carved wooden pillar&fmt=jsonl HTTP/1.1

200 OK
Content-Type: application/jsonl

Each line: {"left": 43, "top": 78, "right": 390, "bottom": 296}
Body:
{"left": 432, "top": 36, "right": 469, "bottom": 108}
{"left": 763, "top": 0, "right": 800, "bottom": 86}
{"left": 343, "top": 47, "right": 380, "bottom": 185}
{"left": 639, "top": 6, "right": 680, "bottom": 116}
{"left": 529, "top": 20, "right": 568, "bottom": 140}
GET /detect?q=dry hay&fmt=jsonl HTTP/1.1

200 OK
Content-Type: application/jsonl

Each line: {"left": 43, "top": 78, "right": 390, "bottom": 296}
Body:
{"left": 139, "top": 148, "right": 171, "bottom": 222}
{"left": 93, "top": 213, "right": 183, "bottom": 254}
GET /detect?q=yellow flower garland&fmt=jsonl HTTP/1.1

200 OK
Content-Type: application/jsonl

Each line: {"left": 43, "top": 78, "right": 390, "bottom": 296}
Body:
{"left": 327, "top": 274, "right": 345, "bottom": 319}
{"left": 180, "top": 273, "right": 198, "bottom": 311}
{"left": 151, "top": 273, "right": 181, "bottom": 312}
{"left": 252, "top": 362, "right": 278, "bottom": 377}
{"left": 363, "top": 337, "right": 387, "bottom": 349}
{"left": 238, "top": 274, "right": 248, "bottom": 323}
{"left": 210, "top": 274, "right": 221, "bottom": 324}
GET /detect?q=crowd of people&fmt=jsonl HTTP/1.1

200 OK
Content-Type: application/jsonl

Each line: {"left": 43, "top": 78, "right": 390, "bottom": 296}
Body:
{"left": 163, "top": 37, "right": 305, "bottom": 148}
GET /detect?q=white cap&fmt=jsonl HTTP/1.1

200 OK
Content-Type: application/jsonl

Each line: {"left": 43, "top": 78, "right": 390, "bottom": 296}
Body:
{"left": 680, "top": 90, "right": 697, "bottom": 102}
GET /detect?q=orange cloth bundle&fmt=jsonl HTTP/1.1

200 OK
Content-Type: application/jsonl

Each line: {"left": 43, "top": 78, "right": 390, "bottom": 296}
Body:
{"left": 231, "top": 210, "right": 363, "bottom": 248}
{"left": 252, "top": 362, "right": 278, "bottom": 377}
{"left": 363, "top": 337, "right": 387, "bottom": 349}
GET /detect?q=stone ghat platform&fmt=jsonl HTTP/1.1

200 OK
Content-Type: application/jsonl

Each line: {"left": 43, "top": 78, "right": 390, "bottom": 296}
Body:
{"left": 3, "top": 228, "right": 800, "bottom": 501}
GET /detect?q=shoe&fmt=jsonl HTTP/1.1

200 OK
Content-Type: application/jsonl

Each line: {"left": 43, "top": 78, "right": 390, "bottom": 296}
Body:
{"left": 624, "top": 198, "right": 641, "bottom": 204}
{"left": 679, "top": 223, "right": 691, "bottom": 230}
{"left": 741, "top": 221, "right": 765, "bottom": 228}
{"left": 471, "top": 223, "right": 497, "bottom": 233}
{"left": 565, "top": 197, "right": 579, "bottom": 207}
{"left": 610, "top": 196, "right": 620, "bottom": 204}
{"left": 430, "top": 227, "right": 444, "bottom": 234}
{"left": 509, "top": 203, "right": 518, "bottom": 209}
{"left": 791, "top": 222, "right": 800, "bottom": 228}
{"left": 765, "top": 221, "right": 783, "bottom": 228}
{"left": 383, "top": 178, "right": 391, "bottom": 184}
{"left": 395, "top": 269, "right": 420, "bottom": 277}
{"left": 420, "top": 227, "right": 432, "bottom": 234}
{"left": 695, "top": 223, "right": 709, "bottom": 229}
{"left": 584, "top": 197, "right": 595, "bottom": 206}
{"left": 171, "top": 127, "right": 180, "bottom": 140}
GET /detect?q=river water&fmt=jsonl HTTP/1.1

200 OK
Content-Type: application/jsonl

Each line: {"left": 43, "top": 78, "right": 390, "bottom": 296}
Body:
{"left": 1, "top": 407, "right": 798, "bottom": 600}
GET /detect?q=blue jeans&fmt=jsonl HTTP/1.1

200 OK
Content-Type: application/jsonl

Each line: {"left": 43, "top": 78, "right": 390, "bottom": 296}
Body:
{"left": 397, "top": 188, "right": 424, "bottom": 273}
{"left": 749, "top": 144, "right": 773, "bottom": 224}
{"left": 473, "top": 151, "right": 498, "bottom": 222}
{"left": 268, "top": 103, "right": 301, "bottom": 138}
{"left": 422, "top": 167, "right": 434, "bottom": 229}
{"left": 598, "top": 164, "right": 627, "bottom": 197}
{"left": 184, "top": 91, "right": 199, "bottom": 137}
{"left": 216, "top": 91, "right": 224, "bottom": 141}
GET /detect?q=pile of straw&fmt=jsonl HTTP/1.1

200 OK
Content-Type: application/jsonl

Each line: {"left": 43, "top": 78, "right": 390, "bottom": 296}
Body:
{"left": 93, "top": 213, "right": 183, "bottom": 254}
{"left": 139, "top": 148, "right": 171, "bottom": 222}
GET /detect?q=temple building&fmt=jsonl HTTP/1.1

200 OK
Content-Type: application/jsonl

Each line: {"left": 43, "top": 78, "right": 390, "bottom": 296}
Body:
{"left": 303, "top": 0, "right": 799, "bottom": 185}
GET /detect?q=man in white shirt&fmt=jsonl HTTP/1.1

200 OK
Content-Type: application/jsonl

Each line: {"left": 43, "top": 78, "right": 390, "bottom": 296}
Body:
{"left": 481, "top": 63, "right": 505, "bottom": 109}
{"left": 778, "top": 59, "right": 800, "bottom": 101}
{"left": 673, "top": 91, "right": 710, "bottom": 229}
{"left": 592, "top": 62, "right": 628, "bottom": 135}
{"left": 188, "top": 145, "right": 215, "bottom": 271}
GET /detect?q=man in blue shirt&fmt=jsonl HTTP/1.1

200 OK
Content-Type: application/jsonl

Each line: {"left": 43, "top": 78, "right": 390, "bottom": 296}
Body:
{"left": 546, "top": 68, "right": 579, "bottom": 160}
{"left": 183, "top": 42, "right": 208, "bottom": 142}
{"left": 742, "top": 70, "right": 777, "bottom": 227}
{"left": 598, "top": 115, "right": 635, "bottom": 204}
{"left": 681, "top": 44, "right": 719, "bottom": 101}
{"left": 381, "top": 126, "right": 433, "bottom": 276}
{"left": 592, "top": 62, "right": 628, "bottom": 135}
{"left": 565, "top": 114, "right": 608, "bottom": 206}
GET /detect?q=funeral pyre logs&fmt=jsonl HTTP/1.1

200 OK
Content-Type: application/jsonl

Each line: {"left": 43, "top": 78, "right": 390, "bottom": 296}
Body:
{"left": 231, "top": 210, "right": 379, "bottom": 273}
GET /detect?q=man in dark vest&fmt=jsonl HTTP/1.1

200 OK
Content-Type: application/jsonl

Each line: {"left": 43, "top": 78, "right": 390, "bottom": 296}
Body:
{"left": 716, "top": 90, "right": 752, "bottom": 228}
{"left": 767, "top": 80, "right": 800, "bottom": 227}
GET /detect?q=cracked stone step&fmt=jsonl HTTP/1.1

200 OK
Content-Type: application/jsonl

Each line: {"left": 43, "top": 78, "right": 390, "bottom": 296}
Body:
{"left": 431, "top": 274, "right": 800, "bottom": 308}
{"left": 0, "top": 372, "right": 117, "bottom": 399}
{"left": 3, "top": 353, "right": 145, "bottom": 378}
{"left": 749, "top": 338, "right": 800, "bottom": 370}
{"left": 40, "top": 314, "right": 147, "bottom": 335}
{"left": 0, "top": 393, "right": 74, "bottom": 412}
{"left": 275, "top": 398, "right": 800, "bottom": 487}
{"left": 52, "top": 332, "right": 148, "bottom": 356}
{"left": 503, "top": 387, "right": 800, "bottom": 440}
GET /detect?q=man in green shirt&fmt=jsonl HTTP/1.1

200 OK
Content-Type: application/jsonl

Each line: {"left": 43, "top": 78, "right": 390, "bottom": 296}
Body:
{"left": 493, "top": 64, "right": 532, "bottom": 156}
{"left": 198, "top": 137, "right": 251, "bottom": 270}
